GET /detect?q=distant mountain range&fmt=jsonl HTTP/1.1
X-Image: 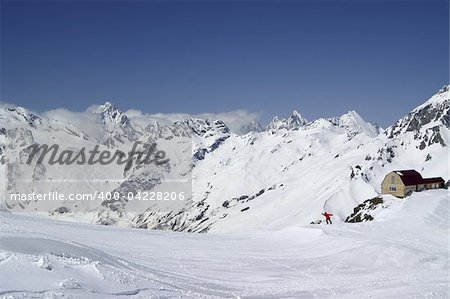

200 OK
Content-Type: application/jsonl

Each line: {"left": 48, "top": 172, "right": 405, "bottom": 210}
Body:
{"left": 0, "top": 85, "right": 448, "bottom": 232}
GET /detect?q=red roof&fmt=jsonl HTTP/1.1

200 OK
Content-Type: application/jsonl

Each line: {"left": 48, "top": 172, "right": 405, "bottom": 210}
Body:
{"left": 394, "top": 170, "right": 423, "bottom": 186}
{"left": 393, "top": 170, "right": 444, "bottom": 186}
{"left": 422, "top": 177, "right": 445, "bottom": 184}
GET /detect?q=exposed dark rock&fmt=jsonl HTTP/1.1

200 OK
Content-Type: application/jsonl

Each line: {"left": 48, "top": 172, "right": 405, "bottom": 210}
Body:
{"left": 54, "top": 206, "right": 70, "bottom": 214}
{"left": 195, "top": 205, "right": 210, "bottom": 221}
{"left": 419, "top": 141, "right": 427, "bottom": 150}
{"left": 386, "top": 87, "right": 449, "bottom": 139}
{"left": 345, "top": 197, "right": 384, "bottom": 223}
{"left": 238, "top": 195, "right": 249, "bottom": 201}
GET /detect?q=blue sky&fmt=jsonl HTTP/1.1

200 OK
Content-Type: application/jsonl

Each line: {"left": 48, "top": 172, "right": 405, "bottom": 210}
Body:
{"left": 1, "top": 0, "right": 448, "bottom": 127}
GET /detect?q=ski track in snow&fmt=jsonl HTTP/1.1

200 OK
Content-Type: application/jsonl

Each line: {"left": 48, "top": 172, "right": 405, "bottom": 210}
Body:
{"left": 0, "top": 190, "right": 448, "bottom": 298}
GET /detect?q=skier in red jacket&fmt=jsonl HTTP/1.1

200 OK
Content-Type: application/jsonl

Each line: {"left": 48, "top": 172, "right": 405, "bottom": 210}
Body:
{"left": 322, "top": 212, "right": 333, "bottom": 224}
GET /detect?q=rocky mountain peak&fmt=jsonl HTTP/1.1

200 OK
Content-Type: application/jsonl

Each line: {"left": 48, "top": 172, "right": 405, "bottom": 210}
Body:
{"left": 383, "top": 86, "right": 449, "bottom": 151}
{"left": 267, "top": 110, "right": 308, "bottom": 132}
{"left": 328, "top": 111, "right": 381, "bottom": 138}
{"left": 437, "top": 84, "right": 449, "bottom": 95}
{"left": 95, "top": 101, "right": 129, "bottom": 126}
{"left": 4, "top": 106, "right": 42, "bottom": 128}
{"left": 185, "top": 118, "right": 231, "bottom": 137}
{"left": 386, "top": 86, "right": 450, "bottom": 139}
{"left": 238, "top": 120, "right": 264, "bottom": 135}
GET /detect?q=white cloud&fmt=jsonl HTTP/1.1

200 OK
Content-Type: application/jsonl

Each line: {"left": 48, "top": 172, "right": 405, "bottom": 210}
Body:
{"left": 41, "top": 104, "right": 261, "bottom": 136}
{"left": 42, "top": 107, "right": 103, "bottom": 140}
{"left": 124, "top": 109, "right": 262, "bottom": 133}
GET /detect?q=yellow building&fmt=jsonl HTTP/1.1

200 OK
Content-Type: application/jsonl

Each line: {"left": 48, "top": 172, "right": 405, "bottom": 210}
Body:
{"left": 381, "top": 170, "right": 445, "bottom": 198}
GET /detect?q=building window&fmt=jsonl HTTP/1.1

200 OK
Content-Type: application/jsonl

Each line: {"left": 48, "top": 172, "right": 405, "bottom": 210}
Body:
{"left": 389, "top": 186, "right": 396, "bottom": 192}
{"left": 391, "top": 176, "right": 395, "bottom": 184}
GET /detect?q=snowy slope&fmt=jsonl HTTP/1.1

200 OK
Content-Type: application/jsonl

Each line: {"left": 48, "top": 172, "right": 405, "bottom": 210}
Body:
{"left": 0, "top": 86, "right": 448, "bottom": 233}
{"left": 0, "top": 190, "right": 448, "bottom": 298}
{"left": 135, "top": 86, "right": 449, "bottom": 232}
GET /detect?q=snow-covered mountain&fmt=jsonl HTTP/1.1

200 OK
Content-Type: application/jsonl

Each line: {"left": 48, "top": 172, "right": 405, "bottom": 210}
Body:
{"left": 386, "top": 85, "right": 449, "bottom": 148}
{"left": 0, "top": 85, "right": 448, "bottom": 232}
{"left": 238, "top": 120, "right": 264, "bottom": 135}
{"left": 327, "top": 110, "right": 382, "bottom": 138}
{"left": 92, "top": 101, "right": 143, "bottom": 146}
{"left": 266, "top": 110, "right": 308, "bottom": 132}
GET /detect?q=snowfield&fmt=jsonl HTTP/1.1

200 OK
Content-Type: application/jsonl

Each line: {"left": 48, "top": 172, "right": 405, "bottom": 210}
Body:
{"left": 0, "top": 190, "right": 448, "bottom": 298}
